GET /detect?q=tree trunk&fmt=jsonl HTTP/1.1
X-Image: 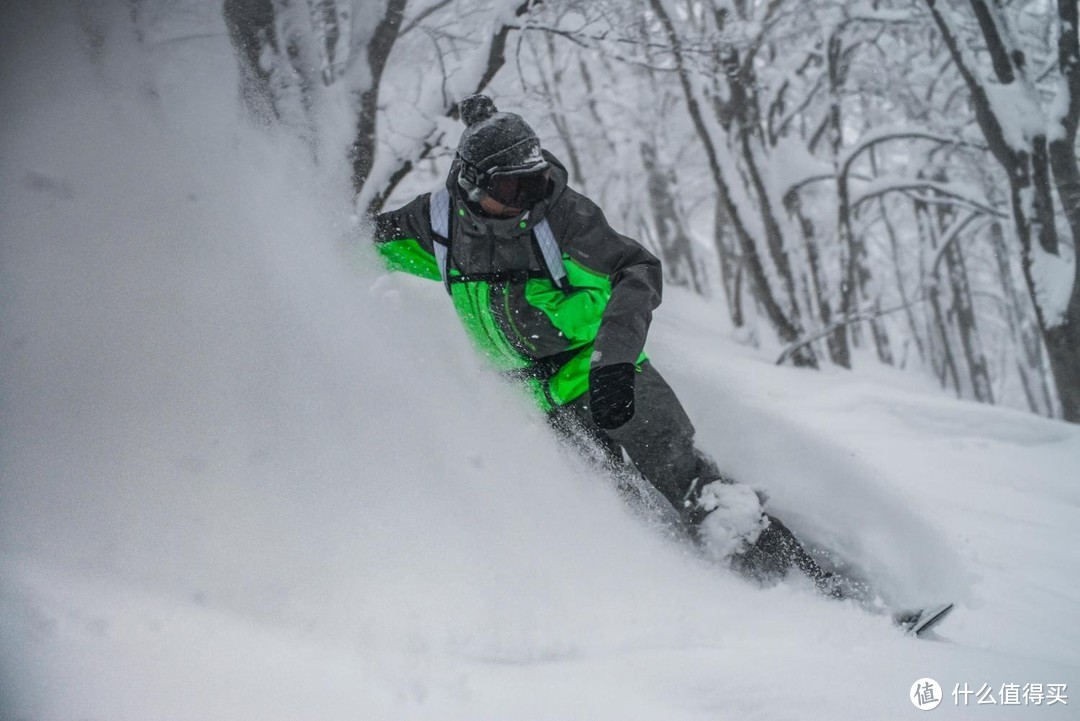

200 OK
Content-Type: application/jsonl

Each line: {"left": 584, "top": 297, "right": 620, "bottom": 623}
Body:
{"left": 943, "top": 235, "right": 993, "bottom": 403}
{"left": 715, "top": 198, "right": 744, "bottom": 329}
{"left": 923, "top": 0, "right": 1080, "bottom": 421}
{"left": 868, "top": 307, "right": 895, "bottom": 367}
{"left": 880, "top": 195, "right": 927, "bottom": 365}
{"left": 1009, "top": 137, "right": 1080, "bottom": 420}
{"left": 738, "top": 130, "right": 802, "bottom": 324}
{"left": 536, "top": 33, "right": 586, "bottom": 188}
{"left": 916, "top": 198, "right": 962, "bottom": 396}
{"left": 827, "top": 31, "right": 855, "bottom": 368}
{"left": 990, "top": 222, "right": 1054, "bottom": 415}
{"left": 1045, "top": 0, "right": 1080, "bottom": 421}
{"left": 641, "top": 141, "right": 702, "bottom": 292}
{"left": 785, "top": 190, "right": 845, "bottom": 365}
{"left": 348, "top": 0, "right": 407, "bottom": 199}
{"left": 716, "top": 41, "right": 805, "bottom": 332}
{"left": 649, "top": 0, "right": 813, "bottom": 366}
{"left": 223, "top": 0, "right": 280, "bottom": 124}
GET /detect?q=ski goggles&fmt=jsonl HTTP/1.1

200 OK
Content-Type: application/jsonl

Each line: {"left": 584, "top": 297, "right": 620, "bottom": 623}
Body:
{"left": 480, "top": 167, "right": 551, "bottom": 209}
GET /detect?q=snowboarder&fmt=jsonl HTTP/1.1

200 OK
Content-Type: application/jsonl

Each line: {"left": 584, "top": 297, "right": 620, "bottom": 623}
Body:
{"left": 371, "top": 94, "right": 838, "bottom": 595}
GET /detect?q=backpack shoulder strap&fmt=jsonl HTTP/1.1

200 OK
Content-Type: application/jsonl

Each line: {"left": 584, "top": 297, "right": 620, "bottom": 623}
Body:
{"left": 533, "top": 218, "right": 566, "bottom": 289}
{"left": 428, "top": 188, "right": 452, "bottom": 294}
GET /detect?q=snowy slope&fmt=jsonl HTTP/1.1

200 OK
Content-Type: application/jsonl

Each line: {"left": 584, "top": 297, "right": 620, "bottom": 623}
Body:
{"left": 2, "top": 5, "right": 1078, "bottom": 720}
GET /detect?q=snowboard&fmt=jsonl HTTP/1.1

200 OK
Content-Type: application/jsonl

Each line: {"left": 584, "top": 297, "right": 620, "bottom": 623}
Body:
{"left": 606, "top": 464, "right": 958, "bottom": 640}
{"left": 893, "top": 602, "right": 955, "bottom": 638}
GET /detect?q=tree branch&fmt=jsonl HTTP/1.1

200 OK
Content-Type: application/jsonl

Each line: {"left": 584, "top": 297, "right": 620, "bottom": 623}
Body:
{"left": 365, "top": 0, "right": 541, "bottom": 213}
{"left": 776, "top": 298, "right": 927, "bottom": 366}
{"left": 840, "top": 129, "right": 988, "bottom": 179}
{"left": 851, "top": 178, "right": 1007, "bottom": 219}
{"left": 920, "top": 0, "right": 1016, "bottom": 165}
{"left": 400, "top": 0, "right": 453, "bottom": 36}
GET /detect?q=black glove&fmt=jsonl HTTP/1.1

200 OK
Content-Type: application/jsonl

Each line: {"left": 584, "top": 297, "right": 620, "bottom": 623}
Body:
{"left": 589, "top": 363, "right": 636, "bottom": 430}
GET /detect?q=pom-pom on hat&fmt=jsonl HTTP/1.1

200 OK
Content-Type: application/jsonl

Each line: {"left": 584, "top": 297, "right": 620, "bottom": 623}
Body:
{"left": 455, "top": 94, "right": 548, "bottom": 179}
{"left": 459, "top": 94, "right": 498, "bottom": 127}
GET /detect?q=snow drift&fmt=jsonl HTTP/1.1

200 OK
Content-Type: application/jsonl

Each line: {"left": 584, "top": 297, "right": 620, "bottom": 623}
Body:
{"left": 1, "top": 0, "right": 713, "bottom": 660}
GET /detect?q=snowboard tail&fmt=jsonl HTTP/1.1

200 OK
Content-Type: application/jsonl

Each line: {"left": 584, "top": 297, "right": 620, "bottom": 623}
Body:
{"left": 894, "top": 602, "right": 955, "bottom": 637}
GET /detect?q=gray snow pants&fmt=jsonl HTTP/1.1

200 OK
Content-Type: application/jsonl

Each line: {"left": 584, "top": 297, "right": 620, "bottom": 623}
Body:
{"left": 549, "top": 362, "right": 838, "bottom": 594}
{"left": 549, "top": 362, "right": 720, "bottom": 516}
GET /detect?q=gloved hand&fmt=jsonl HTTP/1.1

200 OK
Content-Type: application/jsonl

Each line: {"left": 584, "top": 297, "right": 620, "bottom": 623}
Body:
{"left": 588, "top": 363, "right": 636, "bottom": 430}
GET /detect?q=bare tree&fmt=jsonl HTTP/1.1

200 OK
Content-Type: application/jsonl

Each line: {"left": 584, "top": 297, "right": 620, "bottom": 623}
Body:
{"left": 640, "top": 140, "right": 703, "bottom": 292}
{"left": 224, "top": 0, "right": 542, "bottom": 214}
{"left": 648, "top": 0, "right": 816, "bottom": 366}
{"left": 349, "top": 0, "right": 408, "bottom": 199}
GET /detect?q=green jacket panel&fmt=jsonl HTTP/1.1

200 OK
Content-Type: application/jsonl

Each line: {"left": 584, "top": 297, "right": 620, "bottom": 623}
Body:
{"left": 376, "top": 237, "right": 441, "bottom": 281}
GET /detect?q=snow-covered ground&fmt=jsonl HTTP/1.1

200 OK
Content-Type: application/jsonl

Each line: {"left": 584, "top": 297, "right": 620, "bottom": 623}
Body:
{"left": 2, "top": 4, "right": 1077, "bottom": 719}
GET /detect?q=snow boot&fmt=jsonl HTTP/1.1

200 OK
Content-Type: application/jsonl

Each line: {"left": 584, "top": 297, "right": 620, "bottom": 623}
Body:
{"left": 686, "top": 479, "right": 845, "bottom": 599}
{"left": 688, "top": 479, "right": 769, "bottom": 560}
{"left": 730, "top": 514, "right": 845, "bottom": 598}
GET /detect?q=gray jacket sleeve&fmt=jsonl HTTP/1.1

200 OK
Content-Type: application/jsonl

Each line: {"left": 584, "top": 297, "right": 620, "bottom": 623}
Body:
{"left": 372, "top": 194, "right": 434, "bottom": 250}
{"left": 553, "top": 191, "right": 663, "bottom": 368}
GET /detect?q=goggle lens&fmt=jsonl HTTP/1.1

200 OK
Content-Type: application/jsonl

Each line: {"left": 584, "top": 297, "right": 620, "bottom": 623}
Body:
{"left": 484, "top": 169, "right": 550, "bottom": 208}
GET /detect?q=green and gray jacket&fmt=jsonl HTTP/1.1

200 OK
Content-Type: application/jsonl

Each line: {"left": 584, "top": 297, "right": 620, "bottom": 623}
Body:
{"left": 373, "top": 153, "right": 662, "bottom": 410}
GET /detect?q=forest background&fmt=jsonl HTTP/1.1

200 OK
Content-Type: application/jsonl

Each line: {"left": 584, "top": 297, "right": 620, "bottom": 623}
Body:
{"left": 219, "top": 0, "right": 1080, "bottom": 423}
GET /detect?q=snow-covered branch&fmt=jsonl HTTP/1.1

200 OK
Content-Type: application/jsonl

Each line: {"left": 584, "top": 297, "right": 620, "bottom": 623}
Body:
{"left": 839, "top": 127, "right": 988, "bottom": 179}
{"left": 775, "top": 298, "right": 927, "bottom": 367}
{"left": 851, "top": 176, "right": 1007, "bottom": 219}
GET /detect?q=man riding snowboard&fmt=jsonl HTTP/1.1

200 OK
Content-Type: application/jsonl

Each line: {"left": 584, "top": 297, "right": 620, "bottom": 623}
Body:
{"left": 371, "top": 94, "right": 837, "bottom": 595}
